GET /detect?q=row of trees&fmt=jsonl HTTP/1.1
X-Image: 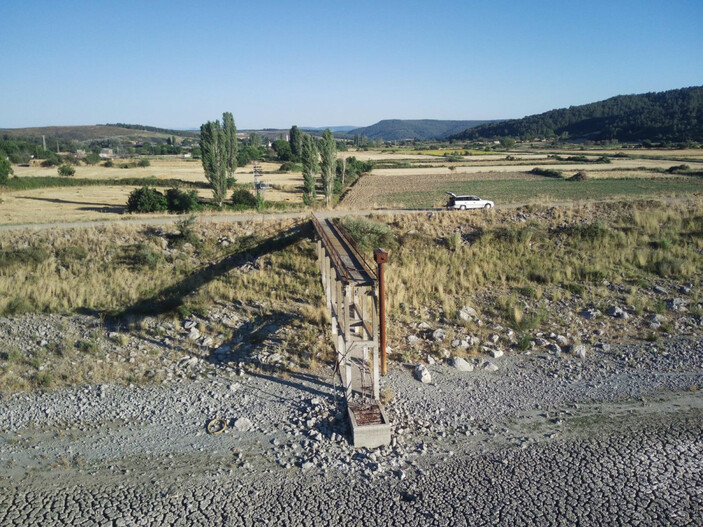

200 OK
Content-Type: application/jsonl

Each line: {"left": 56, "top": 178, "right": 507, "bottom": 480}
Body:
{"left": 199, "top": 112, "right": 238, "bottom": 208}
{"left": 299, "top": 128, "right": 337, "bottom": 207}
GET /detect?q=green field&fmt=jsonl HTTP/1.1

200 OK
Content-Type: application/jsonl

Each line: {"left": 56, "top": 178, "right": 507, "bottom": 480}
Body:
{"left": 378, "top": 177, "right": 703, "bottom": 208}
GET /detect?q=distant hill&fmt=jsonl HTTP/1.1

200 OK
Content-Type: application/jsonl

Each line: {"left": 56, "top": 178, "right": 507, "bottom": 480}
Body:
{"left": 348, "top": 119, "right": 500, "bottom": 141}
{"left": 0, "top": 124, "right": 198, "bottom": 143}
{"left": 449, "top": 86, "right": 703, "bottom": 143}
{"left": 302, "top": 126, "right": 358, "bottom": 133}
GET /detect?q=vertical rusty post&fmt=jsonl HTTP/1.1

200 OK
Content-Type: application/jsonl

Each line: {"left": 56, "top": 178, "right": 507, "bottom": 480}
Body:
{"left": 373, "top": 248, "right": 389, "bottom": 376}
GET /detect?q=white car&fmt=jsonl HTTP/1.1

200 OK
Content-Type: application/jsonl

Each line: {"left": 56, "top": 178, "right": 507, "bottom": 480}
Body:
{"left": 446, "top": 192, "right": 494, "bottom": 210}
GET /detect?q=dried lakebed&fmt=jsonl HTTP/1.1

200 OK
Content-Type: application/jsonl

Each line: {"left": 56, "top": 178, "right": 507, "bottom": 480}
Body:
{"left": 0, "top": 336, "right": 701, "bottom": 526}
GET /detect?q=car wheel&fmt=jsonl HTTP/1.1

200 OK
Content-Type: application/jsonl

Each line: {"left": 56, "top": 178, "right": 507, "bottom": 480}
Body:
{"left": 460, "top": 205, "right": 466, "bottom": 210}
{"left": 484, "top": 203, "right": 492, "bottom": 209}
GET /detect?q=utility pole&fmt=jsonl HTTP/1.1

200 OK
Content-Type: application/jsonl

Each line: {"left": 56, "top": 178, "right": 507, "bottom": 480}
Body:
{"left": 253, "top": 161, "right": 264, "bottom": 201}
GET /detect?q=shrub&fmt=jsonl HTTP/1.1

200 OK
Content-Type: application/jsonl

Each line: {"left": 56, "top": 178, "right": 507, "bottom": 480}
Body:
{"left": 339, "top": 217, "right": 396, "bottom": 251}
{"left": 166, "top": 188, "right": 201, "bottom": 213}
{"left": 666, "top": 164, "right": 690, "bottom": 174}
{"left": 57, "top": 164, "right": 75, "bottom": 177}
{"left": 279, "top": 161, "right": 302, "bottom": 172}
{"left": 530, "top": 167, "right": 563, "bottom": 178}
{"left": 127, "top": 186, "right": 167, "bottom": 213}
{"left": 231, "top": 189, "right": 258, "bottom": 208}
{"left": 85, "top": 153, "right": 101, "bottom": 165}
{"left": 568, "top": 171, "right": 589, "bottom": 181}
{"left": 0, "top": 246, "right": 50, "bottom": 268}
{"left": 4, "top": 296, "right": 32, "bottom": 315}
{"left": 137, "top": 158, "right": 150, "bottom": 167}
{"left": 104, "top": 160, "right": 114, "bottom": 167}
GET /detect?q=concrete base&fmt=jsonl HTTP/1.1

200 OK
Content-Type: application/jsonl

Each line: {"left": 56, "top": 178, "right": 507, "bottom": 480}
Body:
{"left": 347, "top": 403, "right": 391, "bottom": 449}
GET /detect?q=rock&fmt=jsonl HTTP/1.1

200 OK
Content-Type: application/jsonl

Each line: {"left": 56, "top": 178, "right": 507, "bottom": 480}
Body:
{"left": 667, "top": 298, "right": 686, "bottom": 311}
{"left": 648, "top": 313, "right": 667, "bottom": 323}
{"left": 547, "top": 343, "right": 562, "bottom": 354}
{"left": 653, "top": 285, "right": 668, "bottom": 295}
{"left": 488, "top": 349, "right": 504, "bottom": 359}
{"left": 432, "top": 328, "right": 446, "bottom": 342}
{"left": 482, "top": 360, "right": 499, "bottom": 372}
{"left": 407, "top": 335, "right": 421, "bottom": 346}
{"left": 201, "top": 336, "right": 214, "bottom": 347}
{"left": 188, "top": 327, "right": 201, "bottom": 341}
{"left": 572, "top": 343, "right": 588, "bottom": 359}
{"left": 427, "top": 355, "right": 437, "bottom": 366}
{"left": 413, "top": 364, "right": 432, "bottom": 383}
{"left": 556, "top": 335, "right": 569, "bottom": 347}
{"left": 580, "top": 308, "right": 601, "bottom": 320}
{"left": 449, "top": 357, "right": 474, "bottom": 372}
{"left": 234, "top": 417, "right": 253, "bottom": 432}
{"left": 490, "top": 334, "right": 500, "bottom": 344}
{"left": 417, "top": 322, "right": 432, "bottom": 330}
{"left": 458, "top": 306, "right": 478, "bottom": 321}
{"left": 183, "top": 320, "right": 197, "bottom": 330}
{"left": 607, "top": 306, "right": 629, "bottom": 320}
{"left": 534, "top": 338, "right": 549, "bottom": 347}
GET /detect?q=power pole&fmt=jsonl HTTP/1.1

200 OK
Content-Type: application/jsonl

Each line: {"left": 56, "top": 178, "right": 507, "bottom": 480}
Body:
{"left": 253, "top": 161, "right": 263, "bottom": 201}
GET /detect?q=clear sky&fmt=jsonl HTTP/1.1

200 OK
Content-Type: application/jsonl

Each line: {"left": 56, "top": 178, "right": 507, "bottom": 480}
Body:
{"left": 2, "top": 0, "right": 702, "bottom": 129}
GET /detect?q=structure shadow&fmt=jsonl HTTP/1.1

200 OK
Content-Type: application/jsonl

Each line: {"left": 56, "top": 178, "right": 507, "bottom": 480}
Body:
{"left": 114, "top": 222, "right": 310, "bottom": 323}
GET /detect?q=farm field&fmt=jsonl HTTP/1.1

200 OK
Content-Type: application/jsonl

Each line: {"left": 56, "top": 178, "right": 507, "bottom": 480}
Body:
{"left": 341, "top": 171, "right": 703, "bottom": 209}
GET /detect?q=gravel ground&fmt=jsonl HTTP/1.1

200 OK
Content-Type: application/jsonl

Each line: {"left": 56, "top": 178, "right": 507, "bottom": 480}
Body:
{"left": 0, "top": 335, "right": 702, "bottom": 526}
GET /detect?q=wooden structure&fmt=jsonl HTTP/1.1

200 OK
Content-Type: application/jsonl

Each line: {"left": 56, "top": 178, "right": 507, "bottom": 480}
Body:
{"left": 312, "top": 215, "right": 381, "bottom": 401}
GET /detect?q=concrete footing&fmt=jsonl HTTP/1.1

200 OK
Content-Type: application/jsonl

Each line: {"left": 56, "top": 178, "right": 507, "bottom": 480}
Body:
{"left": 348, "top": 403, "right": 391, "bottom": 449}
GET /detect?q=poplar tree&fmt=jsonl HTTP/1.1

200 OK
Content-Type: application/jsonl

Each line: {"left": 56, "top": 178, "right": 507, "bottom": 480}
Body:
{"left": 222, "top": 112, "right": 238, "bottom": 182}
{"left": 319, "top": 129, "right": 337, "bottom": 208}
{"left": 289, "top": 125, "right": 303, "bottom": 161}
{"left": 301, "top": 134, "right": 318, "bottom": 206}
{"left": 200, "top": 119, "right": 228, "bottom": 208}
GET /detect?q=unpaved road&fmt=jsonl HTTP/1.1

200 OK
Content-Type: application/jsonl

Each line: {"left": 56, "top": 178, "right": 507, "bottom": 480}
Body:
{"left": 1, "top": 335, "right": 701, "bottom": 526}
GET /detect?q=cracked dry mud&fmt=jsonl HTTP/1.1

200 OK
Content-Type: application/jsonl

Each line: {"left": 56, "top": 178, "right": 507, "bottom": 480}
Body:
{"left": 1, "top": 335, "right": 701, "bottom": 526}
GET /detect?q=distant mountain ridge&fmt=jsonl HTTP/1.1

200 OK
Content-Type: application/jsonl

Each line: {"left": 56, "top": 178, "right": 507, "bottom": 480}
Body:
{"left": 450, "top": 86, "right": 703, "bottom": 143}
{"left": 347, "top": 119, "right": 500, "bottom": 141}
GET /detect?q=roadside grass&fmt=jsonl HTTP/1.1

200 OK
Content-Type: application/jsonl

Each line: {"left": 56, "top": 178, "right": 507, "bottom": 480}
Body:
{"left": 376, "top": 177, "right": 703, "bottom": 208}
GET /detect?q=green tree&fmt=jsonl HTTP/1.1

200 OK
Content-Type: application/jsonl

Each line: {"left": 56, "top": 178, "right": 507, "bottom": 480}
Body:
{"left": 200, "top": 119, "right": 228, "bottom": 208}
{"left": 222, "top": 112, "right": 238, "bottom": 184}
{"left": 500, "top": 137, "right": 516, "bottom": 150}
{"left": 0, "top": 156, "right": 12, "bottom": 185}
{"left": 301, "top": 134, "right": 318, "bottom": 206}
{"left": 289, "top": 125, "right": 303, "bottom": 160}
{"left": 319, "top": 129, "right": 337, "bottom": 208}
{"left": 248, "top": 133, "right": 262, "bottom": 148}
{"left": 58, "top": 164, "right": 75, "bottom": 177}
{"left": 272, "top": 139, "right": 293, "bottom": 161}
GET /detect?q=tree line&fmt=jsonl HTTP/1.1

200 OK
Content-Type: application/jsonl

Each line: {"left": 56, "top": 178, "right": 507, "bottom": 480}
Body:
{"left": 450, "top": 86, "right": 703, "bottom": 143}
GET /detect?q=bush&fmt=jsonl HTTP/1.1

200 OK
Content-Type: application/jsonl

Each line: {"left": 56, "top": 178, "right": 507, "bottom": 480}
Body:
{"left": 40, "top": 152, "right": 61, "bottom": 167}
{"left": 138, "top": 158, "right": 151, "bottom": 167}
{"left": 104, "top": 160, "right": 114, "bottom": 167}
{"left": 339, "top": 217, "right": 396, "bottom": 251}
{"left": 530, "top": 167, "right": 563, "bottom": 178}
{"left": 231, "top": 189, "right": 258, "bottom": 208}
{"left": 166, "top": 188, "right": 201, "bottom": 213}
{"left": 57, "top": 164, "right": 76, "bottom": 177}
{"left": 279, "top": 161, "right": 302, "bottom": 172}
{"left": 127, "top": 186, "right": 167, "bottom": 213}
{"left": 85, "top": 153, "right": 101, "bottom": 165}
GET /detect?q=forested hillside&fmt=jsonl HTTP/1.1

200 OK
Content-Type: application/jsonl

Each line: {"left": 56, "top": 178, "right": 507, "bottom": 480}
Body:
{"left": 450, "top": 86, "right": 703, "bottom": 143}
{"left": 349, "top": 119, "right": 498, "bottom": 141}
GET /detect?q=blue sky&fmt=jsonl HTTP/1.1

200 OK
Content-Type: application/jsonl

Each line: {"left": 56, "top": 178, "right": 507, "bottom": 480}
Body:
{"left": 2, "top": 0, "right": 702, "bottom": 129}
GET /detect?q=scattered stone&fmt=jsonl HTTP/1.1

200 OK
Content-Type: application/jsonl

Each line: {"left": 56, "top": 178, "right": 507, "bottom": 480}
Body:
{"left": 572, "top": 343, "right": 588, "bottom": 359}
{"left": 667, "top": 298, "right": 686, "bottom": 311}
{"left": 607, "top": 306, "right": 629, "bottom": 320}
{"left": 653, "top": 285, "right": 668, "bottom": 295}
{"left": 432, "top": 328, "right": 446, "bottom": 342}
{"left": 407, "top": 335, "right": 421, "bottom": 346}
{"left": 449, "top": 357, "right": 474, "bottom": 372}
{"left": 413, "top": 364, "right": 432, "bottom": 383}
{"left": 188, "top": 327, "right": 201, "bottom": 341}
{"left": 488, "top": 349, "right": 504, "bottom": 359}
{"left": 458, "top": 306, "right": 478, "bottom": 321}
{"left": 556, "top": 335, "right": 569, "bottom": 347}
{"left": 580, "top": 308, "right": 601, "bottom": 320}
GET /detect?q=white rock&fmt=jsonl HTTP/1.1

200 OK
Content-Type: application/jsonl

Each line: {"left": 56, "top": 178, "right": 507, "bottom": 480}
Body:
{"left": 483, "top": 360, "right": 499, "bottom": 372}
{"left": 234, "top": 417, "right": 253, "bottom": 432}
{"left": 488, "top": 349, "right": 504, "bottom": 359}
{"left": 432, "top": 328, "right": 446, "bottom": 342}
{"left": 188, "top": 327, "right": 201, "bottom": 341}
{"left": 580, "top": 308, "right": 601, "bottom": 320}
{"left": 458, "top": 306, "right": 478, "bottom": 321}
{"left": 556, "top": 335, "right": 569, "bottom": 347}
{"left": 407, "top": 335, "right": 421, "bottom": 346}
{"left": 572, "top": 344, "right": 588, "bottom": 359}
{"left": 413, "top": 364, "right": 432, "bottom": 383}
{"left": 450, "top": 357, "right": 474, "bottom": 372}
